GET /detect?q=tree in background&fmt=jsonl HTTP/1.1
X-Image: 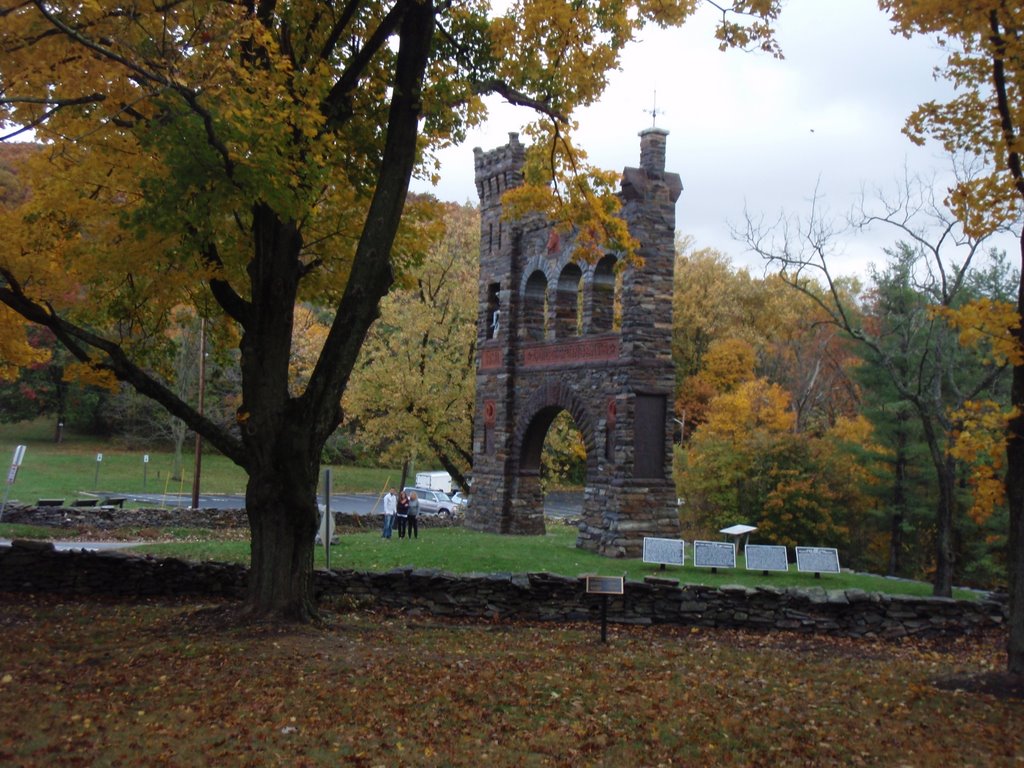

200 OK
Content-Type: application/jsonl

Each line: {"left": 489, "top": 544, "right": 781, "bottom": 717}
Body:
{"left": 0, "top": 325, "right": 115, "bottom": 438}
{"left": 541, "top": 411, "right": 587, "bottom": 491}
{"left": 745, "top": 177, "right": 1012, "bottom": 598}
{"left": 880, "top": 0, "right": 1024, "bottom": 676}
{"left": 852, "top": 327, "right": 935, "bottom": 579}
{"left": 673, "top": 241, "right": 859, "bottom": 439}
{"left": 680, "top": 377, "right": 866, "bottom": 551}
{"left": 0, "top": 146, "right": 46, "bottom": 382}
{"left": 105, "top": 308, "right": 241, "bottom": 479}
{"left": 673, "top": 241, "right": 869, "bottom": 554}
{"left": 344, "top": 202, "right": 477, "bottom": 490}
{"left": 676, "top": 336, "right": 757, "bottom": 435}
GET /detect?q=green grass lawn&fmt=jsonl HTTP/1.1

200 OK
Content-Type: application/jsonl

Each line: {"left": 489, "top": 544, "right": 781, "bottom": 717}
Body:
{"left": 0, "top": 419, "right": 399, "bottom": 505}
{"left": 1, "top": 419, "right": 978, "bottom": 599}
{"left": 127, "top": 524, "right": 977, "bottom": 599}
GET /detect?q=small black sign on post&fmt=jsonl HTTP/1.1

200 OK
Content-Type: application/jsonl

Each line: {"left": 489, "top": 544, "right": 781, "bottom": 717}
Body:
{"left": 585, "top": 576, "right": 624, "bottom": 643}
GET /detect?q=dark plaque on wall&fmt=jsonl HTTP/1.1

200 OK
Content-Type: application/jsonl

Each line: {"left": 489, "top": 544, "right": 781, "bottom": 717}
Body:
{"left": 585, "top": 576, "right": 625, "bottom": 595}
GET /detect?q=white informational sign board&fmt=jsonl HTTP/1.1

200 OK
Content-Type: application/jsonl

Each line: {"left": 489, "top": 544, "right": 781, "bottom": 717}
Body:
{"left": 745, "top": 544, "right": 789, "bottom": 572}
{"left": 316, "top": 510, "right": 336, "bottom": 544}
{"left": 643, "top": 537, "right": 685, "bottom": 566}
{"left": 795, "top": 546, "right": 841, "bottom": 574}
{"left": 693, "top": 540, "right": 736, "bottom": 569}
{"left": 6, "top": 445, "right": 26, "bottom": 486}
{"left": 720, "top": 524, "right": 757, "bottom": 537}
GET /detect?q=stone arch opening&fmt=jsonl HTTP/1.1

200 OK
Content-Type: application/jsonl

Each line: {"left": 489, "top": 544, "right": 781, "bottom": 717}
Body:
{"left": 554, "top": 263, "right": 583, "bottom": 338}
{"left": 509, "top": 385, "right": 596, "bottom": 535}
{"left": 524, "top": 270, "right": 548, "bottom": 341}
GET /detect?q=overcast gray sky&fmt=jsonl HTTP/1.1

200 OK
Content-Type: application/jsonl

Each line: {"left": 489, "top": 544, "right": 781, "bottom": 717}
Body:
{"left": 417, "top": 0, "right": 1019, "bottom": 278}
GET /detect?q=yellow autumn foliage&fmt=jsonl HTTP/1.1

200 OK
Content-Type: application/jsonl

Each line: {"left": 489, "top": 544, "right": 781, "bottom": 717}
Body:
{"left": 700, "top": 378, "right": 795, "bottom": 442}
{"left": 936, "top": 299, "right": 1024, "bottom": 367}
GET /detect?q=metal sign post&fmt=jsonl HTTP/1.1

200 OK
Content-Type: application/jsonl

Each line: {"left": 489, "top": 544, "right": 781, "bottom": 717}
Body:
{"left": 1, "top": 444, "right": 27, "bottom": 521}
{"left": 93, "top": 452, "right": 103, "bottom": 489}
{"left": 585, "top": 576, "right": 625, "bottom": 643}
{"left": 143, "top": 454, "right": 149, "bottom": 490}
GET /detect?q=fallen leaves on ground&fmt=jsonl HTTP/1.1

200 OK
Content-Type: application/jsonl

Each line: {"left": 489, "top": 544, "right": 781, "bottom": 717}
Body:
{"left": 0, "top": 592, "right": 1020, "bottom": 767}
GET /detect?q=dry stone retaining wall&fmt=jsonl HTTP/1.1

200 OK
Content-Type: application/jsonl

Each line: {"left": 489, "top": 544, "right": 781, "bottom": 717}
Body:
{"left": 0, "top": 505, "right": 459, "bottom": 531}
{"left": 0, "top": 541, "right": 1006, "bottom": 639}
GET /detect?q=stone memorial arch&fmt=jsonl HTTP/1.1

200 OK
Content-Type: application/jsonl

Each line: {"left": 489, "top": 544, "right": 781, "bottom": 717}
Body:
{"left": 465, "top": 128, "right": 682, "bottom": 557}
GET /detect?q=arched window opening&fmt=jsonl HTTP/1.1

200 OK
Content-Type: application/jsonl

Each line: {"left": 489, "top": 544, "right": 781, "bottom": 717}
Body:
{"left": 523, "top": 270, "right": 548, "bottom": 341}
{"left": 486, "top": 282, "right": 500, "bottom": 339}
{"left": 591, "top": 254, "right": 618, "bottom": 333}
{"left": 555, "top": 264, "right": 583, "bottom": 338}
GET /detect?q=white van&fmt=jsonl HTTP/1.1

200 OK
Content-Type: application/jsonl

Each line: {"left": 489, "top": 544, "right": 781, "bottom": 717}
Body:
{"left": 414, "top": 471, "right": 452, "bottom": 493}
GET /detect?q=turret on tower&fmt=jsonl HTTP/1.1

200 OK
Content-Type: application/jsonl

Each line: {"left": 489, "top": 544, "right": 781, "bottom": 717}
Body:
{"left": 474, "top": 132, "right": 526, "bottom": 210}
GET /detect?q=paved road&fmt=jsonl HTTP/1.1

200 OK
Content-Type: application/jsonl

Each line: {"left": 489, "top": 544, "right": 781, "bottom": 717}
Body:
{"left": 94, "top": 490, "right": 584, "bottom": 517}
{"left": 0, "top": 538, "right": 140, "bottom": 551}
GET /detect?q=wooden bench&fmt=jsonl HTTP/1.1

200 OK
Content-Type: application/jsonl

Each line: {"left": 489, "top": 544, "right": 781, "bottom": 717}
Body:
{"left": 35, "top": 498, "right": 65, "bottom": 507}
{"left": 70, "top": 498, "right": 99, "bottom": 507}
{"left": 101, "top": 496, "right": 127, "bottom": 509}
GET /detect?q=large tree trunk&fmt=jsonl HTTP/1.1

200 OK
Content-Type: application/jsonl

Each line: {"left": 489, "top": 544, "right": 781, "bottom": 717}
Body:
{"left": 1007, "top": 233, "right": 1024, "bottom": 676}
{"left": 887, "top": 417, "right": 909, "bottom": 577}
{"left": 244, "top": 445, "right": 320, "bottom": 621}
{"left": 1009, "top": 375, "right": 1023, "bottom": 676}
{"left": 932, "top": 456, "right": 956, "bottom": 598}
{"left": 921, "top": 418, "right": 956, "bottom": 598}
{"left": 236, "top": 204, "right": 319, "bottom": 620}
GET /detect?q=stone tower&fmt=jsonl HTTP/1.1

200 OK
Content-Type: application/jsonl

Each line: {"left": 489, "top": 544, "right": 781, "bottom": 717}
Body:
{"left": 466, "top": 128, "right": 681, "bottom": 557}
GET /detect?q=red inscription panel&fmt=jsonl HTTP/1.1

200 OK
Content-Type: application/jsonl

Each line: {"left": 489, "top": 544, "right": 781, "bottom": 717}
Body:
{"left": 522, "top": 337, "right": 620, "bottom": 368}
{"left": 480, "top": 347, "right": 502, "bottom": 370}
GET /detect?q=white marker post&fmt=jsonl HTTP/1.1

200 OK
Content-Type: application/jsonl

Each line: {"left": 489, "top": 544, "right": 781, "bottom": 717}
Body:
{"left": 0, "top": 445, "right": 27, "bottom": 521}
{"left": 94, "top": 452, "right": 104, "bottom": 489}
{"left": 321, "top": 468, "right": 333, "bottom": 569}
{"left": 143, "top": 454, "right": 150, "bottom": 490}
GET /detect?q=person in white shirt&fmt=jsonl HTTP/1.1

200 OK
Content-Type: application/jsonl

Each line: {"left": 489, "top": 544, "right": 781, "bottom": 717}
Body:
{"left": 382, "top": 488, "right": 397, "bottom": 539}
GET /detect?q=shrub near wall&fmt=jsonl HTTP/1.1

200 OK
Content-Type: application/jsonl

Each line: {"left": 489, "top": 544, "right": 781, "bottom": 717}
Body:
{"left": 0, "top": 542, "right": 1007, "bottom": 639}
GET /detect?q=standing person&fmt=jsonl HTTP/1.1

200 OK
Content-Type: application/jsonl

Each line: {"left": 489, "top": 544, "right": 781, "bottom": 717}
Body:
{"left": 407, "top": 491, "right": 420, "bottom": 539}
{"left": 382, "top": 488, "right": 397, "bottom": 539}
{"left": 396, "top": 491, "right": 410, "bottom": 539}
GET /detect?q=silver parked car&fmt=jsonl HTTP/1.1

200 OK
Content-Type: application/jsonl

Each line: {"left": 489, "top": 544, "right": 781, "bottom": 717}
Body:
{"left": 403, "top": 487, "right": 458, "bottom": 517}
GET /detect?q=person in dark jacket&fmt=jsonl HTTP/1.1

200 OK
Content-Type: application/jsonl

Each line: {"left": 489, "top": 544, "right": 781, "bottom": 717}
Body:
{"left": 396, "top": 491, "right": 410, "bottom": 539}
{"left": 407, "top": 492, "right": 420, "bottom": 539}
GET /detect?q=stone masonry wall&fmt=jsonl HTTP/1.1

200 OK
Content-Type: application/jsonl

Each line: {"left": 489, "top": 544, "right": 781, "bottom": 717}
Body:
{"left": 0, "top": 505, "right": 460, "bottom": 531}
{"left": 0, "top": 541, "right": 1006, "bottom": 639}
